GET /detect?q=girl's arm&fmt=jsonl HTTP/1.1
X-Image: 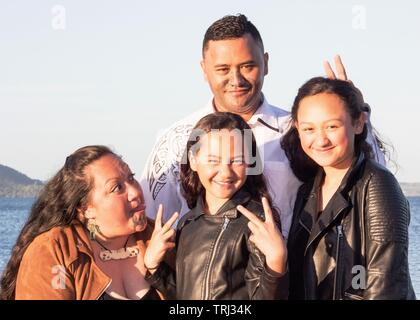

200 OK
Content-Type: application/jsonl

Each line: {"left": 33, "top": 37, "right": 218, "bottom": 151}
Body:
{"left": 362, "top": 169, "right": 415, "bottom": 299}
{"left": 238, "top": 198, "right": 289, "bottom": 300}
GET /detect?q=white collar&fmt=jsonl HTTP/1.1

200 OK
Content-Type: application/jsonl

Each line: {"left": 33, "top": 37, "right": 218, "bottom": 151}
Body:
{"left": 207, "top": 94, "right": 280, "bottom": 132}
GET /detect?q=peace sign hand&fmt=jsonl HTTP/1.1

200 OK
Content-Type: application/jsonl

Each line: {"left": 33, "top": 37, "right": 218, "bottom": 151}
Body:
{"left": 237, "top": 197, "right": 287, "bottom": 275}
{"left": 143, "top": 204, "right": 179, "bottom": 274}
{"left": 323, "top": 54, "right": 353, "bottom": 84}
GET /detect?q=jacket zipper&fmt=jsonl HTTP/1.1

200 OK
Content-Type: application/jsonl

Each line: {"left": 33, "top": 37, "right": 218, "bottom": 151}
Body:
{"left": 333, "top": 224, "right": 343, "bottom": 300}
{"left": 203, "top": 216, "right": 230, "bottom": 300}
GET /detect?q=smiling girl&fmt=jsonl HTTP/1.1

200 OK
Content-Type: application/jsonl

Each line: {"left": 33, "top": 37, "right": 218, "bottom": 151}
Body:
{"left": 143, "top": 112, "right": 288, "bottom": 300}
{"left": 282, "top": 77, "right": 415, "bottom": 300}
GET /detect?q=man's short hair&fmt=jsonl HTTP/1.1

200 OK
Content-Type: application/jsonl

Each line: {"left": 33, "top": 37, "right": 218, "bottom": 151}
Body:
{"left": 202, "top": 14, "right": 264, "bottom": 57}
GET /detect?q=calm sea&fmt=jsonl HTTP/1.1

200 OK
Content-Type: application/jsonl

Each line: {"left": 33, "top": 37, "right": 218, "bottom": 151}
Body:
{"left": 0, "top": 197, "right": 419, "bottom": 298}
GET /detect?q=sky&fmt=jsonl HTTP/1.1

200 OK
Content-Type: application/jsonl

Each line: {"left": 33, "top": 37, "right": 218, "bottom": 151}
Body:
{"left": 1, "top": 0, "right": 419, "bottom": 182}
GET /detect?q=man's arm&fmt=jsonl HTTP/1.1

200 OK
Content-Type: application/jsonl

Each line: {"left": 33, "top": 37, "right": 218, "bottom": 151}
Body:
{"left": 140, "top": 124, "right": 192, "bottom": 222}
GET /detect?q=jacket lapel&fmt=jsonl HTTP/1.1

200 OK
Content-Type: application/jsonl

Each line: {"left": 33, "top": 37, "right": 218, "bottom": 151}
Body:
{"left": 304, "top": 154, "right": 366, "bottom": 253}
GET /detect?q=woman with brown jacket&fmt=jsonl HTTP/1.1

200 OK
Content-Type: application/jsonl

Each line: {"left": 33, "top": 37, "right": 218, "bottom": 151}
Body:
{"left": 0, "top": 145, "right": 170, "bottom": 300}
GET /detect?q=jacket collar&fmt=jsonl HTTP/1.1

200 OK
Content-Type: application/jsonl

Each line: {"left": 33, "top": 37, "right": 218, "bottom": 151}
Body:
{"left": 302, "top": 153, "right": 366, "bottom": 251}
{"left": 187, "top": 188, "right": 252, "bottom": 221}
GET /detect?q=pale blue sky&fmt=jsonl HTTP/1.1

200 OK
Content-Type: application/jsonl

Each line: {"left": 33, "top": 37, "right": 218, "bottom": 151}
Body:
{"left": 1, "top": 0, "right": 419, "bottom": 182}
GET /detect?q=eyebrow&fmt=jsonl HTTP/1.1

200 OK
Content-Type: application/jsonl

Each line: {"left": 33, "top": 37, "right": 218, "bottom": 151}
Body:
{"left": 104, "top": 177, "right": 119, "bottom": 187}
{"left": 214, "top": 64, "right": 229, "bottom": 69}
{"left": 299, "top": 118, "right": 344, "bottom": 125}
{"left": 103, "top": 165, "right": 132, "bottom": 186}
{"left": 213, "top": 60, "right": 256, "bottom": 69}
{"left": 206, "top": 154, "right": 244, "bottom": 159}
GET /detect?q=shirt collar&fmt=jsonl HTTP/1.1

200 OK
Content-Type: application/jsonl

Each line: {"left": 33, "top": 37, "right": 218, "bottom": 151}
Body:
{"left": 209, "top": 94, "right": 280, "bottom": 132}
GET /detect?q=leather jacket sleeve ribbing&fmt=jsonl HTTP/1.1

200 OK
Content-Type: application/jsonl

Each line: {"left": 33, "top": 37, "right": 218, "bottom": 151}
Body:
{"left": 363, "top": 169, "right": 415, "bottom": 299}
{"left": 144, "top": 261, "right": 177, "bottom": 300}
{"left": 245, "top": 238, "right": 289, "bottom": 300}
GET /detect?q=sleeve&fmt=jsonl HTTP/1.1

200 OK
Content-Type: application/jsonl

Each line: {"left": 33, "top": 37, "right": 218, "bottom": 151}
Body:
{"left": 362, "top": 169, "right": 415, "bottom": 299}
{"left": 15, "top": 239, "right": 76, "bottom": 300}
{"left": 245, "top": 234, "right": 289, "bottom": 300}
{"left": 139, "top": 124, "right": 191, "bottom": 222}
{"left": 144, "top": 262, "right": 177, "bottom": 300}
{"left": 363, "top": 103, "right": 386, "bottom": 166}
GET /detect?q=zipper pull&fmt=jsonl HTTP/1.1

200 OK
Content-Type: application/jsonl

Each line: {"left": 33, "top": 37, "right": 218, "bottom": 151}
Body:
{"left": 222, "top": 216, "right": 229, "bottom": 230}
{"left": 337, "top": 224, "right": 343, "bottom": 237}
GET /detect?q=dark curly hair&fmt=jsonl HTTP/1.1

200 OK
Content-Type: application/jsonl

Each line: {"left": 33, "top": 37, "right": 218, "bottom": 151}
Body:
{"left": 202, "top": 14, "right": 264, "bottom": 56}
{"left": 0, "top": 145, "right": 115, "bottom": 300}
{"left": 180, "top": 112, "right": 276, "bottom": 216}
{"left": 281, "top": 77, "right": 387, "bottom": 183}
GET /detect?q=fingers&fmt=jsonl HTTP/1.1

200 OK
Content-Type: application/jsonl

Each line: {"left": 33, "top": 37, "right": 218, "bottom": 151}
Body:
{"left": 261, "top": 197, "right": 274, "bottom": 225}
{"left": 323, "top": 60, "right": 336, "bottom": 79}
{"left": 237, "top": 205, "right": 263, "bottom": 226}
{"left": 334, "top": 54, "right": 348, "bottom": 80}
{"left": 155, "top": 204, "right": 163, "bottom": 230}
{"left": 162, "top": 211, "right": 179, "bottom": 233}
{"left": 247, "top": 221, "right": 259, "bottom": 234}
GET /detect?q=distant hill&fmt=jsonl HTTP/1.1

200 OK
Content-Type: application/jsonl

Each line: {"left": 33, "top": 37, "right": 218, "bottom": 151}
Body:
{"left": 0, "top": 164, "right": 43, "bottom": 197}
{"left": 400, "top": 183, "right": 420, "bottom": 197}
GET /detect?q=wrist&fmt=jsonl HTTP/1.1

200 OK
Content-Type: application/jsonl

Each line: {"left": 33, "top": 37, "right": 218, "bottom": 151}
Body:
{"left": 144, "top": 263, "right": 159, "bottom": 271}
{"left": 266, "top": 255, "right": 287, "bottom": 275}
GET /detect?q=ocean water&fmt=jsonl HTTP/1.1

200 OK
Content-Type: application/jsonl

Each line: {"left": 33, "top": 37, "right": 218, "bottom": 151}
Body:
{"left": 0, "top": 197, "right": 419, "bottom": 298}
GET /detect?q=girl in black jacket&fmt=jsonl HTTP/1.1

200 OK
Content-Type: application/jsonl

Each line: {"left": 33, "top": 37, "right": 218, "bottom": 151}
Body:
{"left": 143, "top": 112, "right": 288, "bottom": 299}
{"left": 281, "top": 77, "right": 415, "bottom": 299}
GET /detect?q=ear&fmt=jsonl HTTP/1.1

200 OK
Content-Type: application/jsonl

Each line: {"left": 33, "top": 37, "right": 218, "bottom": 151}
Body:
{"left": 200, "top": 60, "right": 209, "bottom": 83}
{"left": 78, "top": 206, "right": 96, "bottom": 221}
{"left": 355, "top": 112, "right": 366, "bottom": 134}
{"left": 189, "top": 150, "right": 198, "bottom": 172}
{"left": 263, "top": 52, "right": 269, "bottom": 76}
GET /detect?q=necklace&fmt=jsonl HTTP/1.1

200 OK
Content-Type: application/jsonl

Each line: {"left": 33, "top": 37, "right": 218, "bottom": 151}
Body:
{"left": 95, "top": 235, "right": 140, "bottom": 262}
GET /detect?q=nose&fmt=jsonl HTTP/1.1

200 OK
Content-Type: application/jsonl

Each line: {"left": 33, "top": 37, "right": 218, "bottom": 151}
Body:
{"left": 218, "top": 164, "right": 234, "bottom": 179}
{"left": 229, "top": 68, "right": 246, "bottom": 87}
{"left": 128, "top": 182, "right": 143, "bottom": 205}
{"left": 314, "top": 130, "right": 330, "bottom": 147}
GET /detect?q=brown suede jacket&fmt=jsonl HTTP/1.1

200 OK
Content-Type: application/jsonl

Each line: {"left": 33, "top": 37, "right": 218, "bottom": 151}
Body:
{"left": 15, "top": 218, "right": 162, "bottom": 300}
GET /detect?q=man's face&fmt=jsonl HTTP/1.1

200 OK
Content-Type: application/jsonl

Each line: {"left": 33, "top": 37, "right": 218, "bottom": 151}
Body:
{"left": 201, "top": 34, "right": 268, "bottom": 119}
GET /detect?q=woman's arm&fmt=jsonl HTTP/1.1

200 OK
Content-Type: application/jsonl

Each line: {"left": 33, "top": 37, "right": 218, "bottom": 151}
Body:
{"left": 15, "top": 238, "right": 75, "bottom": 300}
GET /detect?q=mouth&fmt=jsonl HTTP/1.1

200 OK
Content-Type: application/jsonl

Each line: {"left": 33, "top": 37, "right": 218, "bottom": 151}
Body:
{"left": 213, "top": 180, "right": 235, "bottom": 187}
{"left": 226, "top": 88, "right": 250, "bottom": 97}
{"left": 131, "top": 207, "right": 147, "bottom": 229}
{"left": 313, "top": 146, "right": 334, "bottom": 153}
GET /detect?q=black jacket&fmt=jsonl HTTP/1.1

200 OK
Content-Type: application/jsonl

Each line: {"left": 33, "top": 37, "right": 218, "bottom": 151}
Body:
{"left": 288, "top": 153, "right": 416, "bottom": 300}
{"left": 145, "top": 189, "right": 288, "bottom": 300}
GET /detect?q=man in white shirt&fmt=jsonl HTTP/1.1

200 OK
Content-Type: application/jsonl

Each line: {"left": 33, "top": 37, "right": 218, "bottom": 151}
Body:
{"left": 140, "top": 14, "right": 383, "bottom": 239}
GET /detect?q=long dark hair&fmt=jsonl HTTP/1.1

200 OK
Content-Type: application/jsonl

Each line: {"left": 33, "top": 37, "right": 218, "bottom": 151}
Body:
{"left": 281, "top": 77, "right": 387, "bottom": 183}
{"left": 180, "top": 112, "right": 274, "bottom": 212}
{"left": 0, "top": 145, "right": 115, "bottom": 300}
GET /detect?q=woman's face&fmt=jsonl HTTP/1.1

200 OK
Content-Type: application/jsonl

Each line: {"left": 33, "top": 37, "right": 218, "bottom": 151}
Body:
{"left": 83, "top": 154, "right": 147, "bottom": 239}
{"left": 296, "top": 93, "right": 364, "bottom": 170}
{"left": 190, "top": 129, "right": 247, "bottom": 210}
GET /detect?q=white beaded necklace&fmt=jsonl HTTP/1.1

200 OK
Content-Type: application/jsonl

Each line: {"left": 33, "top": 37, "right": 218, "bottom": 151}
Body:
{"left": 95, "top": 236, "right": 140, "bottom": 262}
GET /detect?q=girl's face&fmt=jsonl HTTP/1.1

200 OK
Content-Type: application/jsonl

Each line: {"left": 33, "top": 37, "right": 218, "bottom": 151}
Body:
{"left": 190, "top": 129, "right": 247, "bottom": 211}
{"left": 83, "top": 154, "right": 147, "bottom": 239}
{"left": 296, "top": 93, "right": 365, "bottom": 170}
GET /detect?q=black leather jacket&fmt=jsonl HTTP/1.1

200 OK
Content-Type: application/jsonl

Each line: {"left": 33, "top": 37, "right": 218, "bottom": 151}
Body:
{"left": 145, "top": 189, "right": 288, "bottom": 300}
{"left": 288, "top": 153, "right": 416, "bottom": 300}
